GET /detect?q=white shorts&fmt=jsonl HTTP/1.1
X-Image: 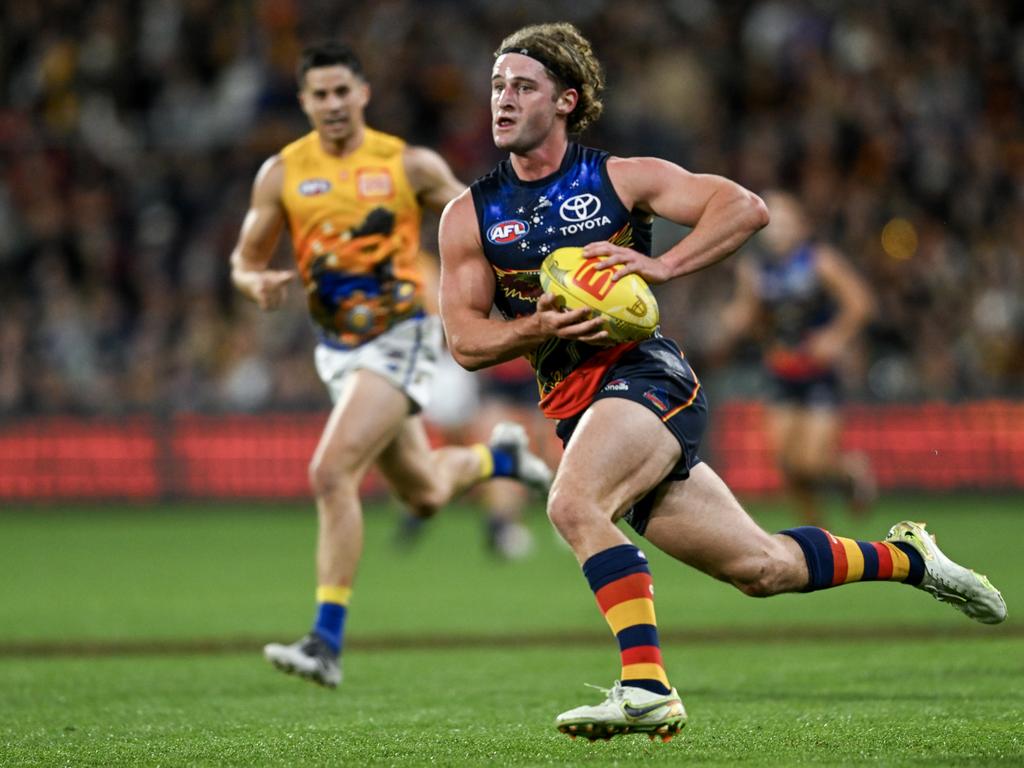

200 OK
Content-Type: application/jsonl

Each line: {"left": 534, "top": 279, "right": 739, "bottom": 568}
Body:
{"left": 313, "top": 314, "right": 443, "bottom": 411}
{"left": 422, "top": 350, "right": 481, "bottom": 430}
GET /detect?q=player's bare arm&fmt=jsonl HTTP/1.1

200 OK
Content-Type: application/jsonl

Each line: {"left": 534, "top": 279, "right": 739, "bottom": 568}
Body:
{"left": 715, "top": 257, "right": 762, "bottom": 353}
{"left": 230, "top": 155, "right": 296, "bottom": 311}
{"left": 584, "top": 157, "right": 769, "bottom": 283}
{"left": 439, "top": 192, "right": 606, "bottom": 371}
{"left": 805, "top": 245, "right": 875, "bottom": 364}
{"left": 404, "top": 145, "right": 467, "bottom": 213}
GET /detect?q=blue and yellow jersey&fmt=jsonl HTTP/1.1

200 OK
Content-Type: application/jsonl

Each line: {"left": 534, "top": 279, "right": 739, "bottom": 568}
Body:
{"left": 280, "top": 128, "right": 424, "bottom": 348}
{"left": 755, "top": 242, "right": 836, "bottom": 379}
{"left": 471, "top": 143, "right": 654, "bottom": 419}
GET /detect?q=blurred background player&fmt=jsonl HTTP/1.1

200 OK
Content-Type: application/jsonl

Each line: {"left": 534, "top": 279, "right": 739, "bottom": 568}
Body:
{"left": 230, "top": 41, "right": 551, "bottom": 688}
{"left": 473, "top": 358, "right": 556, "bottom": 557}
{"left": 396, "top": 255, "right": 546, "bottom": 560}
{"left": 401, "top": 355, "right": 546, "bottom": 559}
{"left": 719, "top": 190, "right": 876, "bottom": 525}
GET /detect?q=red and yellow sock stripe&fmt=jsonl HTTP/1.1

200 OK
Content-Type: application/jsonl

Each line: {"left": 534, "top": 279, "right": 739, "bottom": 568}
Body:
{"left": 827, "top": 533, "right": 913, "bottom": 584}
{"left": 595, "top": 571, "right": 669, "bottom": 690}
{"left": 781, "top": 526, "right": 925, "bottom": 590}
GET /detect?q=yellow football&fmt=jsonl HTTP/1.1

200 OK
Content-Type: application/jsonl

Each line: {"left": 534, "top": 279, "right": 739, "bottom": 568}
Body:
{"left": 538, "top": 246, "right": 659, "bottom": 343}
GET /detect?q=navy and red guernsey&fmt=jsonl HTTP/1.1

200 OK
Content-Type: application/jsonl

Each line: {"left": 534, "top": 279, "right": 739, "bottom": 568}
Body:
{"left": 471, "top": 143, "right": 654, "bottom": 419}
{"left": 754, "top": 242, "right": 837, "bottom": 381}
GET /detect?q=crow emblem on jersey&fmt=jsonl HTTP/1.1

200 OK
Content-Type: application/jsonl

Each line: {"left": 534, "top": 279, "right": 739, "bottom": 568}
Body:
{"left": 488, "top": 219, "right": 530, "bottom": 244}
{"left": 493, "top": 265, "right": 543, "bottom": 303}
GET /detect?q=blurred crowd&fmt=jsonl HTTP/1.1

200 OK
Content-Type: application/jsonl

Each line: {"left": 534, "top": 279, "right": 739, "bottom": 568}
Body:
{"left": 1, "top": 0, "right": 1021, "bottom": 416}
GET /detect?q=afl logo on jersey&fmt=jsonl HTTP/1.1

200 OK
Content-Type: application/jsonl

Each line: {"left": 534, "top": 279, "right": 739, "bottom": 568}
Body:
{"left": 299, "top": 178, "right": 332, "bottom": 196}
{"left": 487, "top": 219, "right": 530, "bottom": 245}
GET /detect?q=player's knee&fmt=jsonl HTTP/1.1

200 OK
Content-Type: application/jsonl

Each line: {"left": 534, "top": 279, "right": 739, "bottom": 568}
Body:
{"left": 546, "top": 486, "right": 595, "bottom": 541}
{"left": 308, "top": 456, "right": 358, "bottom": 500}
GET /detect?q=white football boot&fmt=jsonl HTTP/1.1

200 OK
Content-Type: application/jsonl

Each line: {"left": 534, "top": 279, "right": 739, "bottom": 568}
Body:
{"left": 885, "top": 521, "right": 1006, "bottom": 624}
{"left": 263, "top": 633, "right": 342, "bottom": 688}
{"left": 555, "top": 682, "right": 687, "bottom": 742}
{"left": 488, "top": 421, "right": 553, "bottom": 495}
{"left": 487, "top": 518, "right": 535, "bottom": 560}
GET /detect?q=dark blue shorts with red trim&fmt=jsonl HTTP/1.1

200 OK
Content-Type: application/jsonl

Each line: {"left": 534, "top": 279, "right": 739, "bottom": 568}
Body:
{"left": 554, "top": 336, "right": 708, "bottom": 536}
{"left": 768, "top": 370, "right": 841, "bottom": 407}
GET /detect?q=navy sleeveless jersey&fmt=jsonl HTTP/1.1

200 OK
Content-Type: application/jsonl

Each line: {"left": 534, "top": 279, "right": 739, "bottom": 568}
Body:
{"left": 470, "top": 143, "right": 652, "bottom": 408}
{"left": 755, "top": 242, "right": 835, "bottom": 347}
{"left": 755, "top": 242, "right": 837, "bottom": 378}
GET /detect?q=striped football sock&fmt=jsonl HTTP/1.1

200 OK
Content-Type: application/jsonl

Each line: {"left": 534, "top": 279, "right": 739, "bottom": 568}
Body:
{"left": 312, "top": 585, "right": 352, "bottom": 655}
{"left": 582, "top": 544, "right": 671, "bottom": 695}
{"left": 781, "top": 527, "right": 925, "bottom": 590}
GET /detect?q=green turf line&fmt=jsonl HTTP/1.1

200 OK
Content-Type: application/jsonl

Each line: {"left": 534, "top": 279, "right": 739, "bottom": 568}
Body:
{"left": 0, "top": 623, "right": 1019, "bottom": 658}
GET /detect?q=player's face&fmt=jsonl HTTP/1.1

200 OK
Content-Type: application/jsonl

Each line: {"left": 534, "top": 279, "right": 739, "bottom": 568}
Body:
{"left": 299, "top": 65, "right": 369, "bottom": 145}
{"left": 490, "top": 53, "right": 567, "bottom": 154}
{"left": 759, "top": 192, "right": 809, "bottom": 256}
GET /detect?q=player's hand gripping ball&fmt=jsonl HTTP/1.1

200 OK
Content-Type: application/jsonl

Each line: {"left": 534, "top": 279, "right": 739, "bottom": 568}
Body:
{"left": 539, "top": 246, "right": 659, "bottom": 343}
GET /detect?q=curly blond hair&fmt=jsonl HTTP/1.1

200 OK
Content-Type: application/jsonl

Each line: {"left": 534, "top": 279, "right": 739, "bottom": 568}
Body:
{"left": 496, "top": 22, "right": 605, "bottom": 135}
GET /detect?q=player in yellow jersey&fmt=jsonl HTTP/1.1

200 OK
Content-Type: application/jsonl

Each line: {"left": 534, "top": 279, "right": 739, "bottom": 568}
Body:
{"left": 230, "top": 42, "right": 552, "bottom": 688}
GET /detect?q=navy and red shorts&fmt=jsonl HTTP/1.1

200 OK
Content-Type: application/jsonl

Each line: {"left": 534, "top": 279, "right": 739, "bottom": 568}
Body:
{"left": 768, "top": 370, "right": 841, "bottom": 408}
{"left": 554, "top": 336, "right": 708, "bottom": 536}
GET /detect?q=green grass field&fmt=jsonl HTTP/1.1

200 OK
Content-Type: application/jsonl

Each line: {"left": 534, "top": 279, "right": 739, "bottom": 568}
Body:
{"left": 1, "top": 495, "right": 1022, "bottom": 766}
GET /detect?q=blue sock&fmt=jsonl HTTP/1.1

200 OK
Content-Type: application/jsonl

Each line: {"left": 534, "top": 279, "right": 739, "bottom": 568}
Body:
{"left": 490, "top": 446, "right": 516, "bottom": 478}
{"left": 313, "top": 603, "right": 346, "bottom": 654}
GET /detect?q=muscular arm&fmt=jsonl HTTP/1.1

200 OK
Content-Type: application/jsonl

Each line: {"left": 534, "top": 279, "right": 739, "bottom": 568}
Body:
{"left": 438, "top": 192, "right": 603, "bottom": 371}
{"left": 229, "top": 156, "right": 296, "bottom": 310}
{"left": 590, "top": 157, "right": 769, "bottom": 283}
{"left": 404, "top": 145, "right": 467, "bottom": 214}
{"left": 718, "top": 257, "right": 762, "bottom": 349}
{"left": 809, "top": 245, "right": 874, "bottom": 358}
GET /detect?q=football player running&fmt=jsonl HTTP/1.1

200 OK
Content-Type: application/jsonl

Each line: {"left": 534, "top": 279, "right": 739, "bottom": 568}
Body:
{"left": 230, "top": 41, "right": 551, "bottom": 689}
{"left": 719, "top": 189, "right": 877, "bottom": 526}
{"left": 438, "top": 22, "right": 1005, "bottom": 742}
